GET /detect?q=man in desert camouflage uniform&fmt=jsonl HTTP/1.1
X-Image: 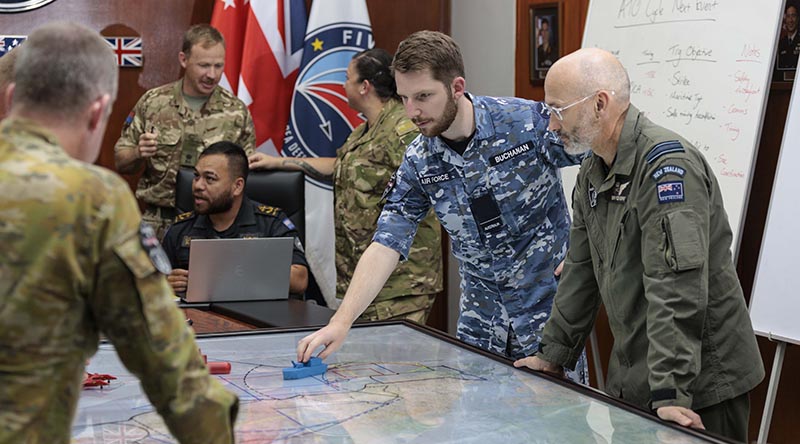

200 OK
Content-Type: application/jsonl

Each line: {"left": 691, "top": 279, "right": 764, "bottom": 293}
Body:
{"left": 298, "top": 32, "right": 587, "bottom": 385}
{"left": 115, "top": 24, "right": 255, "bottom": 240}
{"left": 0, "top": 22, "right": 237, "bottom": 444}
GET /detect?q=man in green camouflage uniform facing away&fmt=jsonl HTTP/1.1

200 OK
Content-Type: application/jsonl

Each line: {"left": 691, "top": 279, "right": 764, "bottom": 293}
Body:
{"left": 0, "top": 22, "right": 238, "bottom": 444}
{"left": 115, "top": 24, "right": 255, "bottom": 240}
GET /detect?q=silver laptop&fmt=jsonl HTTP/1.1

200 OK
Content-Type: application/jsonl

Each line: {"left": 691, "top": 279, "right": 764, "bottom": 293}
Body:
{"left": 184, "top": 237, "right": 293, "bottom": 303}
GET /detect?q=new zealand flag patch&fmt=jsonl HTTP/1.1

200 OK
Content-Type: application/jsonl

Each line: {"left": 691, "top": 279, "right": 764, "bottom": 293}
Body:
{"left": 656, "top": 181, "right": 684, "bottom": 204}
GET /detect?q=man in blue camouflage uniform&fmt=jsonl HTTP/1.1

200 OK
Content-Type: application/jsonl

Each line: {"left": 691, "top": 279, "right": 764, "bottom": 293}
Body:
{"left": 298, "top": 31, "right": 587, "bottom": 383}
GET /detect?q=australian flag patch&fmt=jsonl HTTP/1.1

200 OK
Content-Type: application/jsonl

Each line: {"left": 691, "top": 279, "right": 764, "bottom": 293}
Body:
{"left": 656, "top": 181, "right": 684, "bottom": 204}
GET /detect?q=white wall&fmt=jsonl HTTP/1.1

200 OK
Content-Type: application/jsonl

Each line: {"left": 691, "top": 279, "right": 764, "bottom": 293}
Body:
{"left": 447, "top": 1, "right": 516, "bottom": 333}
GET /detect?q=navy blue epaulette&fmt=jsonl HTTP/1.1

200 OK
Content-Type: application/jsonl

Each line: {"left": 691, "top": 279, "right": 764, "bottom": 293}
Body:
{"left": 646, "top": 140, "right": 684, "bottom": 164}
{"left": 173, "top": 211, "right": 195, "bottom": 223}
{"left": 255, "top": 204, "right": 281, "bottom": 217}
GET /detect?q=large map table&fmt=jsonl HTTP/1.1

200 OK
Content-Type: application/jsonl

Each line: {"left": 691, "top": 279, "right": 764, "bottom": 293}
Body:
{"left": 72, "top": 323, "right": 728, "bottom": 443}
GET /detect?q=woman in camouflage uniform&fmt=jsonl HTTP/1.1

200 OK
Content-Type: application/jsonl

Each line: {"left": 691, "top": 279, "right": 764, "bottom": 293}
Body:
{"left": 249, "top": 48, "right": 443, "bottom": 323}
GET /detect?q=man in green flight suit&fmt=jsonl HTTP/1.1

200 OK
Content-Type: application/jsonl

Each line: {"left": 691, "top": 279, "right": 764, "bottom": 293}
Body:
{"left": 514, "top": 48, "right": 764, "bottom": 443}
{"left": 115, "top": 23, "right": 255, "bottom": 240}
{"left": 0, "top": 22, "right": 237, "bottom": 444}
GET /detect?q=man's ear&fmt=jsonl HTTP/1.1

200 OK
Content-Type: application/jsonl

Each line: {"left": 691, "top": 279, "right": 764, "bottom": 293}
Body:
{"left": 3, "top": 82, "right": 14, "bottom": 114}
{"left": 233, "top": 177, "right": 245, "bottom": 196}
{"left": 451, "top": 76, "right": 466, "bottom": 99}
{"left": 595, "top": 90, "right": 614, "bottom": 115}
{"left": 87, "top": 94, "right": 111, "bottom": 131}
{"left": 179, "top": 51, "right": 188, "bottom": 69}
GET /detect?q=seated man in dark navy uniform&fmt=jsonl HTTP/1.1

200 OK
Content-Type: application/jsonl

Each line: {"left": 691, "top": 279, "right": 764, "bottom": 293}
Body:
{"left": 162, "top": 141, "right": 309, "bottom": 295}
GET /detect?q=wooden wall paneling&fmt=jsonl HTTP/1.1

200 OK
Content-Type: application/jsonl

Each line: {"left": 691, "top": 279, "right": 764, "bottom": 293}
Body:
{"left": 367, "top": 0, "right": 450, "bottom": 53}
{"left": 515, "top": 0, "right": 588, "bottom": 101}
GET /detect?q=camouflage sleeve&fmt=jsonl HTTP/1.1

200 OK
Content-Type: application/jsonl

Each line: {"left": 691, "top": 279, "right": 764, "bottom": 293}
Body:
{"left": 539, "top": 174, "right": 602, "bottom": 369}
{"left": 372, "top": 153, "right": 430, "bottom": 260}
{"left": 90, "top": 183, "right": 238, "bottom": 443}
{"left": 114, "top": 94, "right": 148, "bottom": 152}
{"left": 237, "top": 107, "right": 256, "bottom": 155}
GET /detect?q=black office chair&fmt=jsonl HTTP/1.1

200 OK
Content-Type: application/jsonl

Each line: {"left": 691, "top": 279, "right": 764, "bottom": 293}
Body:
{"left": 175, "top": 167, "right": 306, "bottom": 244}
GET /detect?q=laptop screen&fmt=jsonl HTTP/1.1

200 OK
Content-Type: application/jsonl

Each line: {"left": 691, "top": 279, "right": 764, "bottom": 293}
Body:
{"left": 184, "top": 237, "right": 293, "bottom": 303}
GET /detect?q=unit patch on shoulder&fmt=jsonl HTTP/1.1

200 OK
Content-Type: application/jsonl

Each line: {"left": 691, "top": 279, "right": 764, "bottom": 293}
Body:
{"left": 123, "top": 111, "right": 135, "bottom": 129}
{"left": 656, "top": 181, "right": 685, "bottom": 204}
{"left": 139, "top": 222, "right": 172, "bottom": 275}
{"left": 282, "top": 218, "right": 296, "bottom": 231}
{"left": 256, "top": 205, "right": 280, "bottom": 216}
{"left": 651, "top": 165, "right": 686, "bottom": 181}
{"left": 646, "top": 140, "right": 684, "bottom": 164}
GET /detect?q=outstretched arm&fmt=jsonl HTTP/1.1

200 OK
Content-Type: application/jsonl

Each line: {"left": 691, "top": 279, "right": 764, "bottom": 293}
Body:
{"left": 296, "top": 242, "right": 400, "bottom": 362}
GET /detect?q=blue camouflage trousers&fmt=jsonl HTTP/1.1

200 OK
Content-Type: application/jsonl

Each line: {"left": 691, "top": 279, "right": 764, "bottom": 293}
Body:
{"left": 456, "top": 273, "right": 588, "bottom": 384}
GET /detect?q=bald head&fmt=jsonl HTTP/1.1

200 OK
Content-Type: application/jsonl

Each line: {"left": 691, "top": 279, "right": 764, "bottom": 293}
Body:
{"left": 546, "top": 48, "right": 630, "bottom": 105}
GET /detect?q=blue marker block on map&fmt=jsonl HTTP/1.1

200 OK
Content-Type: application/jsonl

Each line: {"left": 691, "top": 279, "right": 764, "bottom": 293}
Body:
{"left": 282, "top": 357, "right": 327, "bottom": 380}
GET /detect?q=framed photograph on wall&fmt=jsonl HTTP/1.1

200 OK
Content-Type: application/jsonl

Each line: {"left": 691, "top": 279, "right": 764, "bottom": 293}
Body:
{"left": 530, "top": 2, "right": 562, "bottom": 83}
{"left": 775, "top": 1, "right": 799, "bottom": 81}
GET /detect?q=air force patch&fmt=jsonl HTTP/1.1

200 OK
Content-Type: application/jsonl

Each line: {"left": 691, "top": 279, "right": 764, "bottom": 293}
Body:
{"left": 656, "top": 181, "right": 685, "bottom": 204}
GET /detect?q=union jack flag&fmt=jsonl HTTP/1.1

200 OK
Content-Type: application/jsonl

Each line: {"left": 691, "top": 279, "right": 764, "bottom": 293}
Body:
{"left": 0, "top": 36, "right": 26, "bottom": 56}
{"left": 104, "top": 37, "right": 142, "bottom": 67}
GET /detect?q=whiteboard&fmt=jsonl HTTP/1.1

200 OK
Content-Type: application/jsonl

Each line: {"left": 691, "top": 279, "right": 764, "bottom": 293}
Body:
{"left": 749, "top": 76, "right": 800, "bottom": 345}
{"left": 561, "top": 0, "right": 784, "bottom": 253}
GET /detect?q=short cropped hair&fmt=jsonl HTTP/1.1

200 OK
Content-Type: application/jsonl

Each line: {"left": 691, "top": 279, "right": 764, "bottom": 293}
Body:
{"left": 182, "top": 24, "right": 225, "bottom": 57}
{"left": 392, "top": 31, "right": 465, "bottom": 87}
{"left": 352, "top": 48, "right": 397, "bottom": 101}
{"left": 13, "top": 22, "right": 118, "bottom": 120}
{"left": 200, "top": 141, "right": 249, "bottom": 183}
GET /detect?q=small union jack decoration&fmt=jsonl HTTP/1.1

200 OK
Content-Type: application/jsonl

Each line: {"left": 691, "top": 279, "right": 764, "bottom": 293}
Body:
{"left": 0, "top": 36, "right": 26, "bottom": 57}
{"left": 104, "top": 37, "right": 143, "bottom": 67}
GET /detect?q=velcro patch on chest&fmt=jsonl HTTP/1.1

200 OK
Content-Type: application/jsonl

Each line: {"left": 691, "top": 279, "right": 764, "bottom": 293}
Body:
{"left": 651, "top": 165, "right": 686, "bottom": 181}
{"left": 419, "top": 172, "right": 454, "bottom": 185}
{"left": 489, "top": 141, "right": 534, "bottom": 166}
{"left": 656, "top": 181, "right": 685, "bottom": 204}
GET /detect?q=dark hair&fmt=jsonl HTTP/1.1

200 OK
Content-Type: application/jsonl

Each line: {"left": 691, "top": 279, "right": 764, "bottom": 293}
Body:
{"left": 200, "top": 141, "right": 249, "bottom": 183}
{"left": 352, "top": 48, "right": 397, "bottom": 100}
{"left": 182, "top": 24, "right": 225, "bottom": 57}
{"left": 392, "top": 30, "right": 465, "bottom": 87}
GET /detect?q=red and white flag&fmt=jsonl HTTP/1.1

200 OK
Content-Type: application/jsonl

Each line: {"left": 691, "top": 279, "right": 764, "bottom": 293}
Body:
{"left": 211, "top": 0, "right": 307, "bottom": 155}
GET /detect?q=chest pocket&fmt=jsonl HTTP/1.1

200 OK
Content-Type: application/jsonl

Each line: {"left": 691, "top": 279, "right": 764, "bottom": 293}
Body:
{"left": 418, "top": 165, "right": 467, "bottom": 228}
{"left": 148, "top": 128, "right": 182, "bottom": 178}
{"left": 486, "top": 143, "right": 547, "bottom": 236}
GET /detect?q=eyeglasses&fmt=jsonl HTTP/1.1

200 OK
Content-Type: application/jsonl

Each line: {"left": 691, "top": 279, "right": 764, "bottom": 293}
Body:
{"left": 543, "top": 90, "right": 615, "bottom": 121}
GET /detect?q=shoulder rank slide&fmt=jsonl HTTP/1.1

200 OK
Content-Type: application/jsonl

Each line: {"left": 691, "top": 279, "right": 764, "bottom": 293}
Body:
{"left": 646, "top": 140, "right": 684, "bottom": 164}
{"left": 174, "top": 211, "right": 195, "bottom": 223}
{"left": 256, "top": 204, "right": 280, "bottom": 216}
{"left": 395, "top": 119, "right": 417, "bottom": 136}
